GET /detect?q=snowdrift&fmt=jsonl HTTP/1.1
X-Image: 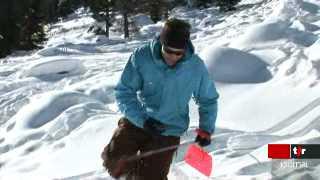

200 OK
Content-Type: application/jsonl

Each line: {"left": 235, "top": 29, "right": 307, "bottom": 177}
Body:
{"left": 200, "top": 46, "right": 272, "bottom": 83}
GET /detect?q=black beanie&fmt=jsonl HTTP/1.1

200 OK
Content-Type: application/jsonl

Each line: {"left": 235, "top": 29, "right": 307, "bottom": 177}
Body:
{"left": 160, "top": 18, "right": 191, "bottom": 49}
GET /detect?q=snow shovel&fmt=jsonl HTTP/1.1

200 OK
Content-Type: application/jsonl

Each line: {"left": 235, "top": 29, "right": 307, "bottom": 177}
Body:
{"left": 109, "top": 139, "right": 212, "bottom": 177}
{"left": 184, "top": 144, "right": 212, "bottom": 177}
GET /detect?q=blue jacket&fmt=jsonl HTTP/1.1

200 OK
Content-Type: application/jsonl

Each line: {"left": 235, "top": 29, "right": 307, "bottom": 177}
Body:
{"left": 115, "top": 37, "right": 219, "bottom": 137}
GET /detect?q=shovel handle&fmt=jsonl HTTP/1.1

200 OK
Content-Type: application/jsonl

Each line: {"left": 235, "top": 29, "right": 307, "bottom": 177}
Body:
{"left": 126, "top": 139, "right": 195, "bottom": 162}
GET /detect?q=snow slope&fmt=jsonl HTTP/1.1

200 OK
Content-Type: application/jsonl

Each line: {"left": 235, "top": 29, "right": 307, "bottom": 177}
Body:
{"left": 1, "top": 0, "right": 320, "bottom": 179}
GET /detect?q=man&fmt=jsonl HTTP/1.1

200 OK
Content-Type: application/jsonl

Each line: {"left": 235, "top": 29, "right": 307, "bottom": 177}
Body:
{"left": 101, "top": 18, "right": 219, "bottom": 180}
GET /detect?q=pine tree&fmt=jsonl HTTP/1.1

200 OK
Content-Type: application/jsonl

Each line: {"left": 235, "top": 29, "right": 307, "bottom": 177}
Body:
{"left": 113, "top": 0, "right": 140, "bottom": 38}
{"left": 57, "top": 0, "right": 74, "bottom": 17}
{"left": 0, "top": 0, "right": 88, "bottom": 57}
{"left": 0, "top": 0, "right": 29, "bottom": 56}
{"left": 172, "top": 0, "right": 187, "bottom": 7}
{"left": 0, "top": 0, "right": 49, "bottom": 57}
{"left": 42, "top": 0, "right": 59, "bottom": 23}
{"left": 215, "top": 0, "right": 240, "bottom": 11}
{"left": 193, "top": 0, "right": 212, "bottom": 8}
{"left": 87, "top": 0, "right": 115, "bottom": 38}
{"left": 0, "top": 0, "right": 12, "bottom": 57}
{"left": 19, "top": 0, "right": 47, "bottom": 50}
{"left": 143, "top": 0, "right": 169, "bottom": 23}
{"left": 56, "top": 0, "right": 84, "bottom": 17}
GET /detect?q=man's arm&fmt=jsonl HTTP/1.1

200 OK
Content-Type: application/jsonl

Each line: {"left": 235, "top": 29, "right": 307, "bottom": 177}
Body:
{"left": 114, "top": 50, "right": 147, "bottom": 128}
{"left": 193, "top": 63, "right": 219, "bottom": 135}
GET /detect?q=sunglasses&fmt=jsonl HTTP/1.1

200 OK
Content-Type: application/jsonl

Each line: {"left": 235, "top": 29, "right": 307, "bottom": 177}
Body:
{"left": 162, "top": 46, "right": 185, "bottom": 56}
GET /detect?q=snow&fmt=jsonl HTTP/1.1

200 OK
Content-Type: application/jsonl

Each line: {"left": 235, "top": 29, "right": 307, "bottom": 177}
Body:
{"left": 271, "top": 0, "right": 303, "bottom": 21}
{"left": 0, "top": 0, "right": 320, "bottom": 179}
{"left": 200, "top": 46, "right": 272, "bottom": 83}
{"left": 249, "top": 48, "right": 286, "bottom": 64}
{"left": 230, "top": 0, "right": 319, "bottom": 49}
{"left": 139, "top": 23, "right": 163, "bottom": 38}
{"left": 230, "top": 19, "right": 290, "bottom": 49}
{"left": 131, "top": 14, "right": 154, "bottom": 27}
{"left": 22, "top": 58, "right": 86, "bottom": 81}
{"left": 306, "top": 38, "right": 320, "bottom": 60}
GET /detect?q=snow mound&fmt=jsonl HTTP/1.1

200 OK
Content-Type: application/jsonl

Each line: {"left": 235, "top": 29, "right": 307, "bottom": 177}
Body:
{"left": 1, "top": 90, "right": 104, "bottom": 149}
{"left": 230, "top": 20, "right": 290, "bottom": 49}
{"left": 271, "top": 0, "right": 303, "bottom": 21}
{"left": 8, "top": 91, "right": 98, "bottom": 131}
{"left": 306, "top": 39, "right": 320, "bottom": 81}
{"left": 44, "top": 101, "right": 107, "bottom": 141}
{"left": 291, "top": 20, "right": 320, "bottom": 32}
{"left": 229, "top": 0, "right": 319, "bottom": 49}
{"left": 200, "top": 46, "right": 272, "bottom": 83}
{"left": 37, "top": 44, "right": 98, "bottom": 56}
{"left": 132, "top": 14, "right": 154, "bottom": 27}
{"left": 230, "top": 18, "right": 318, "bottom": 49}
{"left": 250, "top": 49, "right": 286, "bottom": 65}
{"left": 227, "top": 134, "right": 281, "bottom": 150}
{"left": 23, "top": 58, "right": 85, "bottom": 80}
{"left": 301, "top": 1, "right": 320, "bottom": 14}
{"left": 306, "top": 38, "right": 320, "bottom": 60}
{"left": 85, "top": 83, "right": 115, "bottom": 104}
{"left": 37, "top": 47, "right": 69, "bottom": 56}
{"left": 139, "top": 23, "right": 163, "bottom": 38}
{"left": 287, "top": 25, "right": 318, "bottom": 46}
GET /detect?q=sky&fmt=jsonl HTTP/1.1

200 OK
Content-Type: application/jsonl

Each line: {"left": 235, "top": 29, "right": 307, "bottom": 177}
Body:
{"left": 1, "top": 0, "right": 320, "bottom": 179}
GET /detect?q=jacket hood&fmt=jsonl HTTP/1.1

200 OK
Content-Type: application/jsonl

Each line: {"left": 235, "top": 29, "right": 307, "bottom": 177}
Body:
{"left": 149, "top": 36, "right": 195, "bottom": 68}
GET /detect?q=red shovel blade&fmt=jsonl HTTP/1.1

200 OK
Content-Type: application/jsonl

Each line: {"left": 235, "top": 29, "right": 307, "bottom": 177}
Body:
{"left": 184, "top": 144, "right": 212, "bottom": 177}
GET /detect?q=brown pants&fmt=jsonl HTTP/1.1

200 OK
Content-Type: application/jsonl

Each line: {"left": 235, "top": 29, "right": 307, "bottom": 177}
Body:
{"left": 101, "top": 117, "right": 180, "bottom": 180}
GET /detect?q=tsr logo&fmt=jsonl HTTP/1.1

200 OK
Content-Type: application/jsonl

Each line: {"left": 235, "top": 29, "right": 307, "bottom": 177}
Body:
{"left": 293, "top": 146, "right": 306, "bottom": 158}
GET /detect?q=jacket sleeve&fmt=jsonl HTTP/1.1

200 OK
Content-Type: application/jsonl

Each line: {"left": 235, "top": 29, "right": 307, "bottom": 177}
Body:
{"left": 114, "top": 50, "right": 147, "bottom": 128}
{"left": 193, "top": 63, "right": 219, "bottom": 134}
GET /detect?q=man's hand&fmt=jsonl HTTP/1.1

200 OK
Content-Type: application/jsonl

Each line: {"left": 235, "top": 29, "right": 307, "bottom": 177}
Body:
{"left": 195, "top": 129, "right": 211, "bottom": 147}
